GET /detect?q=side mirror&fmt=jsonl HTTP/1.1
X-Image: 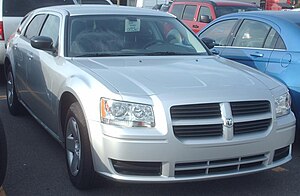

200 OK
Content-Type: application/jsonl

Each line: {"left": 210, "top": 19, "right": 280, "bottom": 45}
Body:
{"left": 201, "top": 37, "right": 215, "bottom": 49}
{"left": 31, "top": 36, "right": 54, "bottom": 52}
{"left": 199, "top": 15, "right": 211, "bottom": 23}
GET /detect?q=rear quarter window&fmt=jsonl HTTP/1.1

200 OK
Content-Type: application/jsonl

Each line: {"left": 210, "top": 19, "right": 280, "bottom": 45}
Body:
{"left": 3, "top": 0, "right": 74, "bottom": 17}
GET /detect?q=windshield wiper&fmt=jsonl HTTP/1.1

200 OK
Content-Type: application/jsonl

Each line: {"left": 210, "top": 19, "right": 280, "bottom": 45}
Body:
{"left": 74, "top": 53, "right": 136, "bottom": 57}
{"left": 144, "top": 52, "right": 201, "bottom": 56}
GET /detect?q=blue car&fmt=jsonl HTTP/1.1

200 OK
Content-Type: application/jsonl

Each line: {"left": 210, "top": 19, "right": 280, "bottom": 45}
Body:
{"left": 198, "top": 11, "right": 300, "bottom": 131}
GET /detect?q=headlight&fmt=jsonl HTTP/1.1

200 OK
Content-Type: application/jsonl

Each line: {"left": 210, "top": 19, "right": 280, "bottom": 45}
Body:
{"left": 275, "top": 92, "right": 291, "bottom": 117}
{"left": 100, "top": 98, "right": 155, "bottom": 127}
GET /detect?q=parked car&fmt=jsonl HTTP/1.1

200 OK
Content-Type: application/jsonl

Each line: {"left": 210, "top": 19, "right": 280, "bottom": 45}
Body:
{"left": 0, "top": 0, "right": 112, "bottom": 67}
{"left": 198, "top": 11, "right": 300, "bottom": 132}
{"left": 0, "top": 118, "right": 7, "bottom": 188}
{"left": 168, "top": 0, "right": 260, "bottom": 33}
{"left": 5, "top": 5, "right": 295, "bottom": 189}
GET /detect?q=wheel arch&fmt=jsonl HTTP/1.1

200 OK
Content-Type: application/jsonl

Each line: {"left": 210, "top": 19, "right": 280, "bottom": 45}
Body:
{"left": 59, "top": 91, "right": 78, "bottom": 138}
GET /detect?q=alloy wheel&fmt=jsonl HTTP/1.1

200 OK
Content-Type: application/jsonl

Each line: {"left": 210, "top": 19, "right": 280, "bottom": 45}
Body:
{"left": 66, "top": 117, "right": 82, "bottom": 176}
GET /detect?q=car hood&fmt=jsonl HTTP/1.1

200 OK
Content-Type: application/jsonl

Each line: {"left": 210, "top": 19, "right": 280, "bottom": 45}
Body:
{"left": 71, "top": 56, "right": 280, "bottom": 96}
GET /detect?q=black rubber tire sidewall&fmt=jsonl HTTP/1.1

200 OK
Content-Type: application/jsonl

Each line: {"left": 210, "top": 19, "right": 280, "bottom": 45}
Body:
{"left": 64, "top": 102, "right": 95, "bottom": 189}
{"left": 6, "top": 66, "right": 22, "bottom": 116}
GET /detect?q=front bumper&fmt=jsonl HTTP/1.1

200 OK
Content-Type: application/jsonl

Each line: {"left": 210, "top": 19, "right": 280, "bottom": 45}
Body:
{"left": 88, "top": 113, "right": 295, "bottom": 183}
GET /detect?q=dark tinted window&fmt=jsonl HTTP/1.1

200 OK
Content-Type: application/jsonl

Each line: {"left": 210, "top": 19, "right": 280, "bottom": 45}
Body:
{"left": 264, "top": 28, "right": 277, "bottom": 49}
{"left": 3, "top": 0, "right": 74, "bottom": 17}
{"left": 170, "top": 4, "right": 185, "bottom": 18}
{"left": 182, "top": 5, "right": 197, "bottom": 20}
{"left": 233, "top": 20, "right": 271, "bottom": 48}
{"left": 198, "top": 6, "right": 212, "bottom": 21}
{"left": 275, "top": 36, "right": 286, "bottom": 50}
{"left": 215, "top": 6, "right": 259, "bottom": 18}
{"left": 199, "top": 19, "right": 237, "bottom": 46}
{"left": 24, "top": 14, "right": 47, "bottom": 40}
{"left": 40, "top": 15, "right": 60, "bottom": 48}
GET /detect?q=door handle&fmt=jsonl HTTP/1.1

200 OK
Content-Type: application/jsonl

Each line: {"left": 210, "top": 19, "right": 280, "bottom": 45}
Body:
{"left": 192, "top": 25, "right": 199, "bottom": 28}
{"left": 250, "top": 52, "right": 264, "bottom": 57}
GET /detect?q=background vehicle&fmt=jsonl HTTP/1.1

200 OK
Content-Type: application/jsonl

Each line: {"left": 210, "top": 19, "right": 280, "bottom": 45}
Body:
{"left": 199, "top": 11, "right": 300, "bottom": 133}
{"left": 5, "top": 5, "right": 295, "bottom": 190}
{"left": 168, "top": 0, "right": 260, "bottom": 33}
{"left": 0, "top": 0, "right": 112, "bottom": 67}
{"left": 0, "top": 118, "right": 7, "bottom": 189}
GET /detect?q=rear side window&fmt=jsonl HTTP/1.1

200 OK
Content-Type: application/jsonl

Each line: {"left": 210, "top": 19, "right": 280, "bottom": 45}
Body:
{"left": 3, "top": 0, "right": 74, "bottom": 17}
{"left": 170, "top": 4, "right": 185, "bottom": 18}
{"left": 182, "top": 5, "right": 197, "bottom": 20}
{"left": 275, "top": 36, "right": 286, "bottom": 50}
{"left": 199, "top": 19, "right": 237, "bottom": 46}
{"left": 24, "top": 14, "right": 47, "bottom": 40}
{"left": 233, "top": 20, "right": 271, "bottom": 48}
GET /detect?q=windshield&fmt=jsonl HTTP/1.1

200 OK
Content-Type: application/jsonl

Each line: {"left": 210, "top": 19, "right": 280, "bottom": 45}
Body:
{"left": 67, "top": 15, "right": 207, "bottom": 57}
{"left": 215, "top": 6, "right": 259, "bottom": 17}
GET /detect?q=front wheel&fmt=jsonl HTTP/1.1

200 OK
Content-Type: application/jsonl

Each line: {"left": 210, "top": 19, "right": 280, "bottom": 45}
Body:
{"left": 65, "top": 102, "right": 95, "bottom": 189}
{"left": 6, "top": 66, "right": 23, "bottom": 115}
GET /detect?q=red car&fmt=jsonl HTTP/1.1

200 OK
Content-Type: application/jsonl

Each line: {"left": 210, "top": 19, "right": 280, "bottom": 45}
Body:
{"left": 168, "top": 0, "right": 260, "bottom": 33}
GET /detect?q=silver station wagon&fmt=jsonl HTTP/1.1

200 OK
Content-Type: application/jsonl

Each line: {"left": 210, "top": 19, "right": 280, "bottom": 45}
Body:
{"left": 4, "top": 5, "right": 296, "bottom": 189}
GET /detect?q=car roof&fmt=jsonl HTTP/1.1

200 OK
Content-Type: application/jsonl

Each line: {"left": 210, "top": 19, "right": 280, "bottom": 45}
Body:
{"left": 34, "top": 4, "right": 174, "bottom": 17}
{"left": 226, "top": 10, "right": 300, "bottom": 23}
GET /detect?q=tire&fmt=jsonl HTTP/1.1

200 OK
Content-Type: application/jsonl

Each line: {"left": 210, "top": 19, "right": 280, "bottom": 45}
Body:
{"left": 0, "top": 119, "right": 7, "bottom": 186}
{"left": 64, "top": 102, "right": 95, "bottom": 189}
{"left": 6, "top": 66, "right": 22, "bottom": 115}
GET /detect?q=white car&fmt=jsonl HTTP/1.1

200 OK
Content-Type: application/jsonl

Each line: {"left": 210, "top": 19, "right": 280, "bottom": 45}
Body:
{"left": 5, "top": 5, "right": 296, "bottom": 189}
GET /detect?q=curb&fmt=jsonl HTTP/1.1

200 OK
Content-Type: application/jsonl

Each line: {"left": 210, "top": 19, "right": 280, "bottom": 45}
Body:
{"left": 0, "top": 186, "right": 6, "bottom": 196}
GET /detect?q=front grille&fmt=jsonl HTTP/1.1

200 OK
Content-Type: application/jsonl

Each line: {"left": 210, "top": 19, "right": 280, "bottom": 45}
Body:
{"left": 170, "top": 103, "right": 221, "bottom": 119}
{"left": 231, "top": 101, "right": 270, "bottom": 116}
{"left": 273, "top": 146, "right": 290, "bottom": 162}
{"left": 112, "top": 160, "right": 162, "bottom": 176}
{"left": 175, "top": 154, "right": 267, "bottom": 177}
{"left": 173, "top": 124, "right": 223, "bottom": 138}
{"left": 234, "top": 119, "right": 271, "bottom": 135}
{"left": 171, "top": 100, "right": 272, "bottom": 140}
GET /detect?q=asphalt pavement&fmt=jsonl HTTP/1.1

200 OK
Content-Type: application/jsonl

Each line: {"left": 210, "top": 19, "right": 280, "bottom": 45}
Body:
{"left": 0, "top": 72, "right": 300, "bottom": 196}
